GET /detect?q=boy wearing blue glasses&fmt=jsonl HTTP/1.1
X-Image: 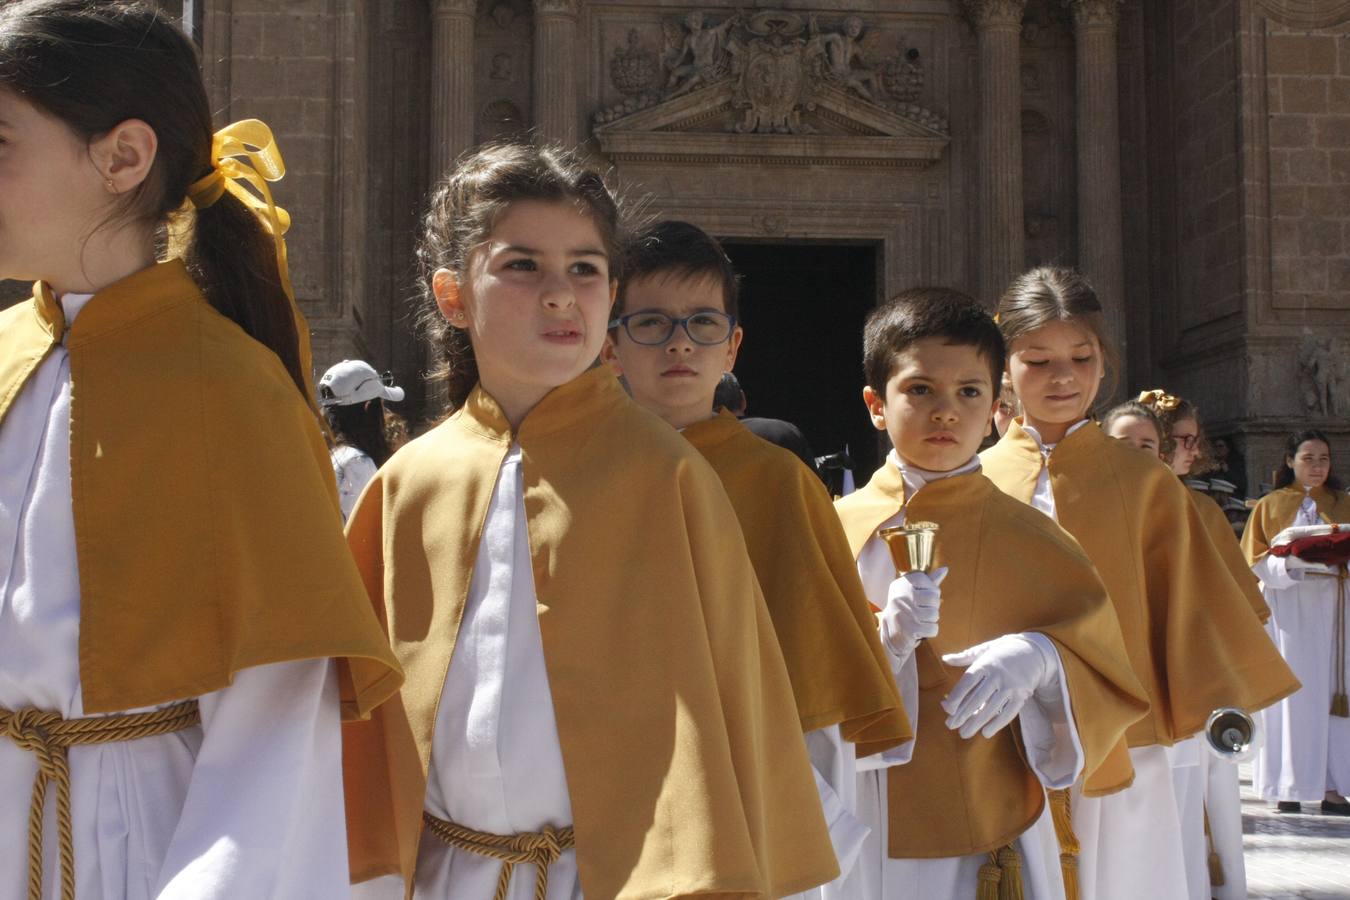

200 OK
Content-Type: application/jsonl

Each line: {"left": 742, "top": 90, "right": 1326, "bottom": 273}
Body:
{"left": 603, "top": 220, "right": 911, "bottom": 900}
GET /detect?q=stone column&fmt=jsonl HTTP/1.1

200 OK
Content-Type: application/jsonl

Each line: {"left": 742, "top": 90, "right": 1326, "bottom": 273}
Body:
{"left": 430, "top": 0, "right": 477, "bottom": 180}
{"left": 533, "top": 0, "right": 580, "bottom": 145}
{"left": 963, "top": 0, "right": 1027, "bottom": 307}
{"left": 1068, "top": 0, "right": 1126, "bottom": 364}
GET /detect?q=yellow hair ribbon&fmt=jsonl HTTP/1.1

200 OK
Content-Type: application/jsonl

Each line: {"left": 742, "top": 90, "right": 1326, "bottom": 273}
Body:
{"left": 186, "top": 120, "right": 320, "bottom": 415}
{"left": 1137, "top": 388, "right": 1182, "bottom": 412}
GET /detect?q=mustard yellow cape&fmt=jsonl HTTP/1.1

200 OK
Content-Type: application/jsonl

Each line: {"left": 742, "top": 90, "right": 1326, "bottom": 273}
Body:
{"left": 0, "top": 261, "right": 402, "bottom": 717}
{"left": 1189, "top": 488, "right": 1269, "bottom": 622}
{"left": 1241, "top": 484, "right": 1350, "bottom": 565}
{"left": 835, "top": 465, "right": 1148, "bottom": 857}
{"left": 982, "top": 420, "right": 1299, "bottom": 746}
{"left": 341, "top": 367, "right": 838, "bottom": 899}
{"left": 683, "top": 411, "right": 911, "bottom": 754}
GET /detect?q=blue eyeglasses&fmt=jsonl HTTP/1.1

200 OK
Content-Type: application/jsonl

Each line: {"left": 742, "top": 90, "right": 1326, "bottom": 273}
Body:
{"left": 610, "top": 310, "right": 737, "bottom": 346}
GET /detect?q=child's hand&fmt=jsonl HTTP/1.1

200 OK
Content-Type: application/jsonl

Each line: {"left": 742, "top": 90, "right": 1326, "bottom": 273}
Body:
{"left": 878, "top": 567, "right": 948, "bottom": 662}
{"left": 940, "top": 634, "right": 1056, "bottom": 739}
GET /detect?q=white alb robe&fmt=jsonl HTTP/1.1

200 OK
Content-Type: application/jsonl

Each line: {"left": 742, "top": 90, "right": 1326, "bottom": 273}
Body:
{"left": 1165, "top": 737, "right": 1207, "bottom": 900}
{"left": 353, "top": 445, "right": 866, "bottom": 900}
{"left": 1200, "top": 751, "right": 1247, "bottom": 900}
{"left": 0, "top": 292, "right": 348, "bottom": 900}
{"left": 1251, "top": 491, "right": 1350, "bottom": 801}
{"left": 842, "top": 453, "right": 1083, "bottom": 900}
{"left": 1021, "top": 422, "right": 1189, "bottom": 900}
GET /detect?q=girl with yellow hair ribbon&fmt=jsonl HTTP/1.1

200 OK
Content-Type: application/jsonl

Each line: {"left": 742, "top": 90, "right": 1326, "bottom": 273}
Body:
{"left": 0, "top": 3, "right": 401, "bottom": 899}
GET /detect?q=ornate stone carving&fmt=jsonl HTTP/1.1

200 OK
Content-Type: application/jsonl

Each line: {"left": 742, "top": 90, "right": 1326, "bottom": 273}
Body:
{"left": 534, "top": 0, "right": 578, "bottom": 17}
{"left": 480, "top": 99, "right": 525, "bottom": 135}
{"left": 489, "top": 2, "right": 514, "bottom": 29}
{"left": 1298, "top": 336, "right": 1350, "bottom": 416}
{"left": 610, "top": 29, "right": 659, "bottom": 97}
{"left": 811, "top": 14, "right": 885, "bottom": 103}
{"left": 662, "top": 11, "right": 741, "bottom": 96}
{"left": 883, "top": 48, "right": 925, "bottom": 104}
{"left": 963, "top": 0, "right": 1028, "bottom": 29}
{"left": 595, "top": 11, "right": 945, "bottom": 135}
{"left": 1064, "top": 0, "right": 1124, "bottom": 28}
{"left": 431, "top": 0, "right": 477, "bottom": 19}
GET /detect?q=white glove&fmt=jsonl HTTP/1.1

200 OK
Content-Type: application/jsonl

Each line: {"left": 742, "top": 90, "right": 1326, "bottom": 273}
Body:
{"left": 1282, "top": 554, "right": 1336, "bottom": 581}
{"left": 878, "top": 567, "right": 948, "bottom": 662}
{"left": 940, "top": 634, "right": 1057, "bottom": 740}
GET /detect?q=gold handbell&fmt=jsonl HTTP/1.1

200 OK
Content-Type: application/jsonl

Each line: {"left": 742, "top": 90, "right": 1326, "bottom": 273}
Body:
{"left": 879, "top": 521, "right": 940, "bottom": 575}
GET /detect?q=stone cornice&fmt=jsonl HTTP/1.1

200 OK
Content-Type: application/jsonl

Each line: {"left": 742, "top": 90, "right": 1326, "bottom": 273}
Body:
{"left": 1065, "top": 0, "right": 1124, "bottom": 29}
{"left": 430, "top": 0, "right": 477, "bottom": 19}
{"left": 963, "top": 0, "right": 1028, "bottom": 29}
{"left": 535, "top": 0, "right": 580, "bottom": 17}
{"left": 1253, "top": 1, "right": 1350, "bottom": 29}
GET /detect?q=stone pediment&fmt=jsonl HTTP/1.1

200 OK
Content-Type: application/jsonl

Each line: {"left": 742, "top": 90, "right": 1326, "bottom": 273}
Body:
{"left": 593, "top": 10, "right": 950, "bottom": 168}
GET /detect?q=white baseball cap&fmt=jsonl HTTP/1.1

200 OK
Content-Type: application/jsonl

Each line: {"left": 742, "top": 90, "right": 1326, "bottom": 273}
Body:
{"left": 318, "top": 360, "right": 405, "bottom": 407}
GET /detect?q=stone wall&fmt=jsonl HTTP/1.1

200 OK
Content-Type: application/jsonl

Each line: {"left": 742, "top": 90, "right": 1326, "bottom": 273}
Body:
{"left": 1236, "top": 2, "right": 1350, "bottom": 487}
{"left": 201, "top": 0, "right": 370, "bottom": 376}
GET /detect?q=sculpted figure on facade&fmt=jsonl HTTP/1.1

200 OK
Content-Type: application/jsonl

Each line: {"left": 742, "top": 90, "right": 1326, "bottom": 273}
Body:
{"left": 809, "top": 14, "right": 885, "bottom": 103}
{"left": 611, "top": 28, "right": 660, "bottom": 96}
{"left": 594, "top": 9, "right": 949, "bottom": 137}
{"left": 1298, "top": 336, "right": 1350, "bottom": 417}
{"left": 663, "top": 10, "right": 742, "bottom": 96}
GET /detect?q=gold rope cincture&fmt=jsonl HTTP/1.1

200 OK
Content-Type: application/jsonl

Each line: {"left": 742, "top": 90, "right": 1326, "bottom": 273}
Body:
{"left": 422, "top": 811, "right": 575, "bottom": 900}
{"left": 0, "top": 701, "right": 201, "bottom": 900}
{"left": 1333, "top": 563, "right": 1348, "bottom": 717}
{"left": 1316, "top": 513, "right": 1349, "bottom": 718}
{"left": 1203, "top": 808, "right": 1225, "bottom": 887}
{"left": 976, "top": 843, "right": 1024, "bottom": 900}
{"left": 1047, "top": 789, "right": 1080, "bottom": 900}
{"left": 185, "top": 120, "right": 326, "bottom": 429}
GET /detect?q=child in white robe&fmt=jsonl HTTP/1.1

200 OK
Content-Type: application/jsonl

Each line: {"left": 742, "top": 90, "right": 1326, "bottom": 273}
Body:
{"left": 0, "top": 3, "right": 402, "bottom": 898}
{"left": 835, "top": 288, "right": 1147, "bottom": 900}
{"left": 1243, "top": 430, "right": 1350, "bottom": 817}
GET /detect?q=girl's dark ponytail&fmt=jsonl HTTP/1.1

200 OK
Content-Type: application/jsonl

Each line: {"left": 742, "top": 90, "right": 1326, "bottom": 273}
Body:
{"left": 0, "top": 0, "right": 307, "bottom": 400}
{"left": 186, "top": 192, "right": 304, "bottom": 396}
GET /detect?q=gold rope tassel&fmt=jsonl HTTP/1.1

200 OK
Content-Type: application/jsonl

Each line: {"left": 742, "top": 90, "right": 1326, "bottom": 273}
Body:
{"left": 423, "top": 812, "right": 574, "bottom": 900}
{"left": 0, "top": 701, "right": 201, "bottom": 900}
{"left": 1203, "top": 809, "right": 1225, "bottom": 887}
{"left": 1332, "top": 566, "right": 1349, "bottom": 717}
{"left": 975, "top": 844, "right": 1023, "bottom": 900}
{"left": 996, "top": 845, "right": 1024, "bottom": 900}
{"left": 1048, "top": 789, "right": 1080, "bottom": 900}
{"left": 976, "top": 855, "right": 1002, "bottom": 900}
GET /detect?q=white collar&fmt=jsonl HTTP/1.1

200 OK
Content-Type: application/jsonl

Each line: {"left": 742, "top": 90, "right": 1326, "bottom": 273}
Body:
{"left": 59, "top": 292, "right": 96, "bottom": 329}
{"left": 886, "top": 450, "right": 981, "bottom": 500}
{"left": 1021, "top": 418, "right": 1090, "bottom": 457}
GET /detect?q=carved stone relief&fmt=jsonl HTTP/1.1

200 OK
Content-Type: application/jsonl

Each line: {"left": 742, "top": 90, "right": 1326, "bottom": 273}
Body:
{"left": 594, "top": 10, "right": 942, "bottom": 137}
{"left": 475, "top": 0, "right": 532, "bottom": 143}
{"left": 1298, "top": 336, "right": 1350, "bottom": 416}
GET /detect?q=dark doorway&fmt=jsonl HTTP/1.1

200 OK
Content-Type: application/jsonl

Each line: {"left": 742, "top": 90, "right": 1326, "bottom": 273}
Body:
{"left": 720, "top": 241, "right": 882, "bottom": 479}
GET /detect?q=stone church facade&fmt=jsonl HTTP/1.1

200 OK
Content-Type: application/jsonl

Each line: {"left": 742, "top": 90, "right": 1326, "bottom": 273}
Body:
{"left": 5, "top": 0, "right": 1348, "bottom": 488}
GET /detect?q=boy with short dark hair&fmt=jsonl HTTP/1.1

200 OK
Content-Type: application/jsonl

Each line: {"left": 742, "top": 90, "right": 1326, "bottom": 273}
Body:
{"left": 835, "top": 288, "right": 1148, "bottom": 900}
{"left": 603, "top": 220, "right": 912, "bottom": 899}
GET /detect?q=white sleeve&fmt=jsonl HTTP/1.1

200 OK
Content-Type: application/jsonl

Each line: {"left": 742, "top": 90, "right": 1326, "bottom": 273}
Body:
{"left": 1016, "top": 633, "right": 1085, "bottom": 790}
{"left": 855, "top": 643, "right": 916, "bottom": 772}
{"left": 154, "top": 658, "right": 349, "bottom": 900}
{"left": 1252, "top": 554, "right": 1297, "bottom": 590}
{"left": 854, "top": 536, "right": 917, "bottom": 772}
{"left": 337, "top": 454, "right": 379, "bottom": 522}
{"left": 805, "top": 727, "right": 869, "bottom": 880}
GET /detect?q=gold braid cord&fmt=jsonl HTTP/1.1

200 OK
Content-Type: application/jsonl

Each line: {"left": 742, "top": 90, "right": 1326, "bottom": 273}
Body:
{"left": 0, "top": 701, "right": 200, "bottom": 900}
{"left": 1048, "top": 789, "right": 1080, "bottom": 900}
{"left": 975, "top": 844, "right": 1024, "bottom": 900}
{"left": 423, "top": 811, "right": 575, "bottom": 900}
{"left": 1334, "top": 565, "right": 1349, "bottom": 718}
